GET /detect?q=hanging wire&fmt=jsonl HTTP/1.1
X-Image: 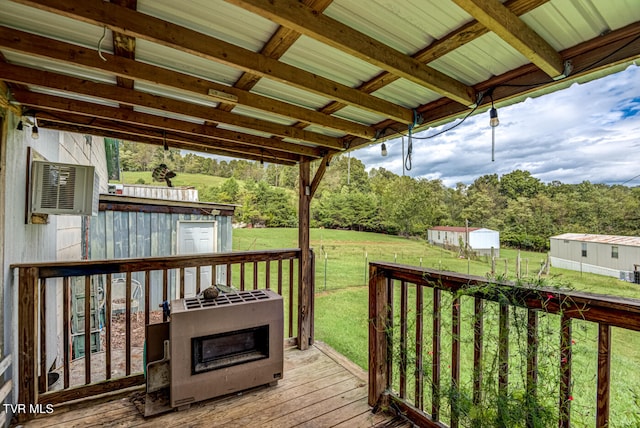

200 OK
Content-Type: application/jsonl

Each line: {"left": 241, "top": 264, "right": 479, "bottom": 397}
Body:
{"left": 98, "top": 26, "right": 108, "bottom": 62}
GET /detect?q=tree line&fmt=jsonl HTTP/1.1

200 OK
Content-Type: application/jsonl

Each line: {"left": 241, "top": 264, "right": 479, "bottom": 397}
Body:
{"left": 119, "top": 141, "right": 640, "bottom": 251}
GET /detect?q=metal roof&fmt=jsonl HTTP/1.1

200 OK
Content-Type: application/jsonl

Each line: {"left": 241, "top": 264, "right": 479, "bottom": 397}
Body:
{"left": 551, "top": 233, "right": 640, "bottom": 247}
{"left": 429, "top": 226, "right": 482, "bottom": 233}
{"left": 0, "top": 0, "right": 639, "bottom": 166}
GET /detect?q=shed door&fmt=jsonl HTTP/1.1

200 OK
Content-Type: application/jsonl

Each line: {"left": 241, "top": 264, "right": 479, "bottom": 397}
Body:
{"left": 177, "top": 221, "right": 216, "bottom": 298}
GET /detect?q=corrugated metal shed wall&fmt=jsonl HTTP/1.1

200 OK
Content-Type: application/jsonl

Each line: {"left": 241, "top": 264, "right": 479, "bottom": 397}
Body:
{"left": 89, "top": 211, "right": 232, "bottom": 308}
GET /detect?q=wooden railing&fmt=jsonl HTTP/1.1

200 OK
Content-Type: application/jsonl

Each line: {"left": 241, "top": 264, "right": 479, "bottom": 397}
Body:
{"left": 13, "top": 249, "right": 311, "bottom": 419}
{"left": 368, "top": 262, "right": 640, "bottom": 428}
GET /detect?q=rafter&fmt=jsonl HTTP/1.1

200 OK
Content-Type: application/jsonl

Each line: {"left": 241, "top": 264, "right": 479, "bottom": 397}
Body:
{"left": 0, "top": 63, "right": 344, "bottom": 149}
{"left": 34, "top": 110, "right": 302, "bottom": 163}
{"left": 451, "top": 0, "right": 564, "bottom": 77}
{"left": 12, "top": 0, "right": 414, "bottom": 124}
{"left": 13, "top": 90, "right": 325, "bottom": 159}
{"left": 37, "top": 120, "right": 298, "bottom": 165}
{"left": 227, "top": 0, "right": 475, "bottom": 106}
{"left": 0, "top": 27, "right": 375, "bottom": 140}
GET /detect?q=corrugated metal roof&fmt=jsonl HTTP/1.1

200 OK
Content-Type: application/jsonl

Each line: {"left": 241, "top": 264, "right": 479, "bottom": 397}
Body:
{"left": 429, "top": 226, "right": 482, "bottom": 232}
{"left": 1, "top": 0, "right": 639, "bottom": 164}
{"left": 551, "top": 233, "right": 640, "bottom": 247}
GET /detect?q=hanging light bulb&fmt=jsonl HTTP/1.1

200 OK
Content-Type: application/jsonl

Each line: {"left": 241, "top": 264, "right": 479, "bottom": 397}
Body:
{"left": 31, "top": 118, "right": 39, "bottom": 140}
{"left": 381, "top": 142, "right": 388, "bottom": 157}
{"left": 489, "top": 106, "right": 499, "bottom": 127}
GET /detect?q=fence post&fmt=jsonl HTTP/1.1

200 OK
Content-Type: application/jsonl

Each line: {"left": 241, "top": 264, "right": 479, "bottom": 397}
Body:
{"left": 368, "top": 264, "right": 389, "bottom": 408}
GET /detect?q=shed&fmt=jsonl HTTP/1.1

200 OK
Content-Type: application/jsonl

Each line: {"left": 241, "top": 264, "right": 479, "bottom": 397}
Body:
{"left": 89, "top": 194, "right": 236, "bottom": 308}
{"left": 427, "top": 226, "right": 500, "bottom": 257}
{"left": 550, "top": 233, "right": 640, "bottom": 280}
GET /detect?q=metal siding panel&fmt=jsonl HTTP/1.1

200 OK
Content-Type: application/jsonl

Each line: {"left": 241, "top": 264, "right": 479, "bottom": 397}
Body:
{"left": 105, "top": 210, "right": 115, "bottom": 259}
{"left": 129, "top": 211, "right": 137, "bottom": 258}
{"left": 251, "top": 79, "right": 332, "bottom": 111}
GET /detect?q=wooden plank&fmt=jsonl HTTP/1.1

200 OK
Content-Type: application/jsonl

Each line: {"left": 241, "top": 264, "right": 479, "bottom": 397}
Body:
{"left": 17, "top": 267, "right": 39, "bottom": 422}
{"left": 298, "top": 160, "right": 312, "bottom": 350}
{"left": 451, "top": 296, "right": 461, "bottom": 428}
{"left": 265, "top": 260, "right": 271, "bottom": 290}
{"left": 195, "top": 266, "right": 201, "bottom": 295}
{"left": 104, "top": 274, "right": 112, "bottom": 381}
{"left": 399, "top": 281, "right": 408, "bottom": 399}
{"left": 431, "top": 287, "right": 442, "bottom": 421}
{"left": 415, "top": 284, "right": 424, "bottom": 410}
{"left": 240, "top": 262, "right": 246, "bottom": 291}
{"left": 226, "top": 263, "right": 232, "bottom": 287}
{"left": 559, "top": 315, "right": 572, "bottom": 428}
{"left": 125, "top": 272, "right": 132, "bottom": 376}
{"left": 596, "top": 324, "right": 611, "bottom": 427}
{"left": 472, "top": 297, "right": 483, "bottom": 428}
{"left": 162, "top": 269, "right": 168, "bottom": 303}
{"left": 4, "top": 65, "right": 339, "bottom": 151}
{"left": 63, "top": 277, "right": 71, "bottom": 388}
{"left": 253, "top": 262, "right": 259, "bottom": 290}
{"left": 144, "top": 272, "right": 150, "bottom": 327}
{"left": 368, "top": 264, "right": 389, "bottom": 408}
{"left": 526, "top": 309, "right": 538, "bottom": 428}
{"left": 498, "top": 303, "right": 509, "bottom": 423}
{"left": 37, "top": 374, "right": 144, "bottom": 406}
{"left": 277, "top": 259, "right": 283, "bottom": 295}
{"left": 289, "top": 258, "right": 294, "bottom": 338}
{"left": 84, "top": 276, "right": 91, "bottom": 385}
{"left": 451, "top": 0, "right": 563, "bottom": 77}
{"left": 229, "top": 0, "right": 475, "bottom": 106}
{"left": 386, "top": 278, "right": 394, "bottom": 391}
{"left": 0, "top": 354, "right": 11, "bottom": 377}
{"left": 0, "top": 26, "right": 375, "bottom": 139}
{"left": 39, "top": 278, "right": 47, "bottom": 393}
{"left": 0, "top": 379, "right": 12, "bottom": 403}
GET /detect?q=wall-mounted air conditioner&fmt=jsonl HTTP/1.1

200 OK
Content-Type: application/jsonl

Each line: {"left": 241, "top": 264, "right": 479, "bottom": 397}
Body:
{"left": 31, "top": 160, "right": 99, "bottom": 216}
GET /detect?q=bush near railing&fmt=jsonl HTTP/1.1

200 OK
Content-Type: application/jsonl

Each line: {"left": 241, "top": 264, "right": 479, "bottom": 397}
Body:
{"left": 368, "top": 262, "right": 640, "bottom": 428}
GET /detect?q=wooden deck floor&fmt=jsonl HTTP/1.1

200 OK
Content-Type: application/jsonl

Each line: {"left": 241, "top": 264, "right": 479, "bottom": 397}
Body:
{"left": 21, "top": 342, "right": 408, "bottom": 428}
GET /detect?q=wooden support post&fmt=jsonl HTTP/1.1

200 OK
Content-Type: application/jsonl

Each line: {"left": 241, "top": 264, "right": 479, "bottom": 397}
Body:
{"left": 17, "top": 267, "right": 39, "bottom": 422}
{"left": 596, "top": 324, "right": 611, "bottom": 427}
{"left": 368, "top": 264, "right": 389, "bottom": 408}
{"left": 298, "top": 159, "right": 312, "bottom": 350}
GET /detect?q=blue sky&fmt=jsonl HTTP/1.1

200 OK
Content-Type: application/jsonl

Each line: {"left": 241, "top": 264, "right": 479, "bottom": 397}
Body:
{"left": 353, "top": 63, "right": 640, "bottom": 187}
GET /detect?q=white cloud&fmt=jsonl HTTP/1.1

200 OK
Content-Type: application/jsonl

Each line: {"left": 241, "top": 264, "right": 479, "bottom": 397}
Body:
{"left": 355, "top": 64, "right": 640, "bottom": 187}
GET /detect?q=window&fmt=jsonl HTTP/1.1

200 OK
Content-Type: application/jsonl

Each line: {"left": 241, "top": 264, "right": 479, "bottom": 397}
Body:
{"left": 581, "top": 243, "right": 587, "bottom": 257}
{"left": 437, "top": 231, "right": 441, "bottom": 240}
{"left": 612, "top": 246, "right": 619, "bottom": 259}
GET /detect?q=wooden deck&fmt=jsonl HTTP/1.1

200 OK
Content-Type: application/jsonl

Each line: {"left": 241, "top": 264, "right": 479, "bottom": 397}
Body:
{"left": 20, "top": 342, "right": 407, "bottom": 428}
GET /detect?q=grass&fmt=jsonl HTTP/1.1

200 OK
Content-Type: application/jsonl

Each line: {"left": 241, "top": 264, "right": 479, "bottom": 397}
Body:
{"left": 233, "top": 227, "right": 640, "bottom": 427}
{"left": 117, "top": 171, "right": 239, "bottom": 189}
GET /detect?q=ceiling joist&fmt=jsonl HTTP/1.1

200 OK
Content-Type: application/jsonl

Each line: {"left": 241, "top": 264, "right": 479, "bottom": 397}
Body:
{"left": 13, "top": 90, "right": 325, "bottom": 159}
{"left": 0, "top": 27, "right": 375, "bottom": 140}
{"left": 226, "top": 0, "right": 476, "bottom": 106}
{"left": 12, "top": 0, "right": 415, "bottom": 124}
{"left": 0, "top": 63, "right": 344, "bottom": 149}
{"left": 451, "top": 0, "right": 565, "bottom": 77}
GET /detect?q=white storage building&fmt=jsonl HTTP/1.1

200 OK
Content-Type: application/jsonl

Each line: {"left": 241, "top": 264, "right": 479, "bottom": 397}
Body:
{"left": 427, "top": 226, "right": 500, "bottom": 257}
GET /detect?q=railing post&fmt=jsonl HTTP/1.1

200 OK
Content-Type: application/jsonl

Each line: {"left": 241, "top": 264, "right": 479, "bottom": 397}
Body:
{"left": 596, "top": 324, "right": 611, "bottom": 427}
{"left": 17, "top": 267, "right": 39, "bottom": 422}
{"left": 368, "top": 264, "right": 389, "bottom": 408}
{"left": 298, "top": 160, "right": 312, "bottom": 350}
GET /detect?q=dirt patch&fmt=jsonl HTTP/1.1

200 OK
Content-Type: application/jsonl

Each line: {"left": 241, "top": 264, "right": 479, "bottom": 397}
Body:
{"left": 101, "top": 310, "right": 164, "bottom": 350}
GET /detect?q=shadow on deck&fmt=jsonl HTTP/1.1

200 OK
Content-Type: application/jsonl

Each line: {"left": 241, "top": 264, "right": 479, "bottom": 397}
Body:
{"left": 20, "top": 342, "right": 408, "bottom": 427}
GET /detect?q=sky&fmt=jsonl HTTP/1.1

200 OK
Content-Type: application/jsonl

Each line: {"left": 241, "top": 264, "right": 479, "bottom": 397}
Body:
{"left": 353, "top": 63, "right": 640, "bottom": 188}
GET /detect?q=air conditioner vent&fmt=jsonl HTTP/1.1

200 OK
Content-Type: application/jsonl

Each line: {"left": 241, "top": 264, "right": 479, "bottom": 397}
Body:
{"left": 31, "top": 161, "right": 99, "bottom": 216}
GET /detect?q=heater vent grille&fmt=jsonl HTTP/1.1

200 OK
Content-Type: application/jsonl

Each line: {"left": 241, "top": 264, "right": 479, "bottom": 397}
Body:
{"left": 184, "top": 289, "right": 272, "bottom": 310}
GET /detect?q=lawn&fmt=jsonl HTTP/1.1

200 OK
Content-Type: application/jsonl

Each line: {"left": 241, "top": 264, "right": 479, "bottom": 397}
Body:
{"left": 118, "top": 171, "right": 236, "bottom": 189}
{"left": 233, "top": 228, "right": 640, "bottom": 427}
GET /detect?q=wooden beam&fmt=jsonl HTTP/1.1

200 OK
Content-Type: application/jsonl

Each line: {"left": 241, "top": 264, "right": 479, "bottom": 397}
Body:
{"left": 298, "top": 160, "right": 312, "bottom": 350}
{"left": 14, "top": 90, "right": 325, "bottom": 158}
{"left": 0, "top": 26, "right": 374, "bottom": 139}
{"left": 36, "top": 120, "right": 299, "bottom": 165}
{"left": 34, "top": 111, "right": 302, "bottom": 162}
{"left": 13, "top": 0, "right": 414, "bottom": 124}
{"left": 17, "top": 267, "right": 39, "bottom": 422}
{"left": 226, "top": 0, "right": 475, "bottom": 106}
{"left": 348, "top": 21, "right": 640, "bottom": 150}
{"left": 309, "top": 154, "right": 333, "bottom": 198}
{"left": 110, "top": 0, "right": 137, "bottom": 95}
{"left": 0, "top": 62, "right": 343, "bottom": 149}
{"left": 451, "top": 0, "right": 564, "bottom": 77}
